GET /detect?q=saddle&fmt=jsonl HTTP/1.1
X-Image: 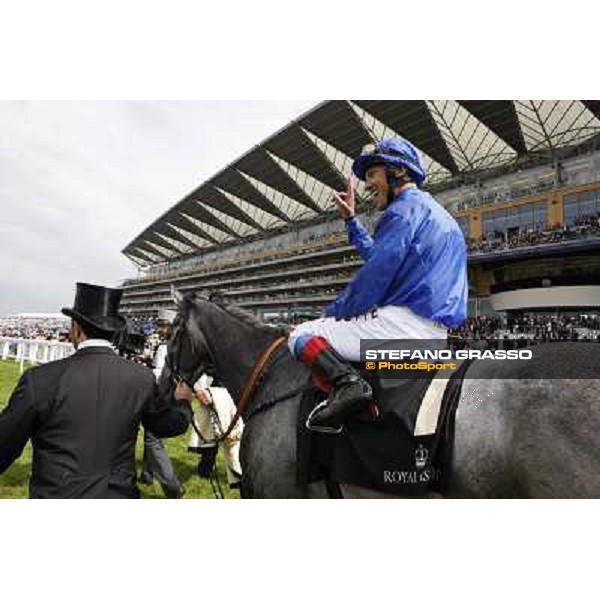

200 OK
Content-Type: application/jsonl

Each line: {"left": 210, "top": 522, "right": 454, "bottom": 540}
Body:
{"left": 296, "top": 359, "right": 471, "bottom": 496}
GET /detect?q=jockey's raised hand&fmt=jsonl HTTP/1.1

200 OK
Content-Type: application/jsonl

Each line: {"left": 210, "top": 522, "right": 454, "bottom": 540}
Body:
{"left": 331, "top": 175, "right": 356, "bottom": 220}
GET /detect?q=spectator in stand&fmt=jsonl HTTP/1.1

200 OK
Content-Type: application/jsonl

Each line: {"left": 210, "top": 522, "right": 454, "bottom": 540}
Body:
{"left": 449, "top": 313, "right": 600, "bottom": 345}
{"left": 465, "top": 211, "right": 600, "bottom": 254}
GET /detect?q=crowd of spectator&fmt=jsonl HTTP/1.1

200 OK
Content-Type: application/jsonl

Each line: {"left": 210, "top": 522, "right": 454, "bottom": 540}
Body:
{"left": 449, "top": 313, "right": 600, "bottom": 346}
{"left": 0, "top": 315, "right": 164, "bottom": 365}
{"left": 0, "top": 316, "right": 70, "bottom": 341}
{"left": 467, "top": 212, "right": 600, "bottom": 254}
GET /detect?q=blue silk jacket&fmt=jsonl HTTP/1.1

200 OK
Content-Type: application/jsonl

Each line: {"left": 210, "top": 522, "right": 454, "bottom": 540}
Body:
{"left": 324, "top": 187, "right": 468, "bottom": 328}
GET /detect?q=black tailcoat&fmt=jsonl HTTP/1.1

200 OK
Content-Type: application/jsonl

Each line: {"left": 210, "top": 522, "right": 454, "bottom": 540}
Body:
{"left": 0, "top": 347, "right": 190, "bottom": 498}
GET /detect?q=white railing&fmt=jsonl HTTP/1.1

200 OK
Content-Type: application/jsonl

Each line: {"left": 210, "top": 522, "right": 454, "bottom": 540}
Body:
{"left": 0, "top": 337, "right": 75, "bottom": 373}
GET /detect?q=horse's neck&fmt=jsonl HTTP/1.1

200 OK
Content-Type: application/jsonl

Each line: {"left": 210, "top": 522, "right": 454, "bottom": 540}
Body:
{"left": 196, "top": 304, "right": 277, "bottom": 400}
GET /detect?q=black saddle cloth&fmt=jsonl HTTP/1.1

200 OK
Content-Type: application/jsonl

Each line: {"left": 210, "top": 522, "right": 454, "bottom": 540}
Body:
{"left": 296, "top": 360, "right": 471, "bottom": 496}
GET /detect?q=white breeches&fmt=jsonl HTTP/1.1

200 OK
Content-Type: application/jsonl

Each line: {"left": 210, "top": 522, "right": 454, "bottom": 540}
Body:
{"left": 188, "top": 380, "right": 243, "bottom": 485}
{"left": 288, "top": 305, "right": 448, "bottom": 362}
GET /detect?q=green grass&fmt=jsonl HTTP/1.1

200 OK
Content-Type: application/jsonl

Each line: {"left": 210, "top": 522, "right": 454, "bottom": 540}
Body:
{"left": 0, "top": 359, "right": 239, "bottom": 499}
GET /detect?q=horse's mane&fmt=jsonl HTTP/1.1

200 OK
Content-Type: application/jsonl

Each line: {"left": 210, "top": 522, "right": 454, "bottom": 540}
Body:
{"left": 185, "top": 291, "right": 288, "bottom": 336}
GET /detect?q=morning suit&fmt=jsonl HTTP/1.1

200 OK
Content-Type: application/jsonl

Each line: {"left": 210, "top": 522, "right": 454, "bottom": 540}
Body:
{"left": 0, "top": 344, "right": 190, "bottom": 498}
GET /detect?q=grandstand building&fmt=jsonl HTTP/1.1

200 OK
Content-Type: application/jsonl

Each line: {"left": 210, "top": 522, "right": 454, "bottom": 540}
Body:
{"left": 120, "top": 101, "right": 600, "bottom": 322}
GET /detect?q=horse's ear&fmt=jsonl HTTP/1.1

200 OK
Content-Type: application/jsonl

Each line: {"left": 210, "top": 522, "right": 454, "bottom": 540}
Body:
{"left": 171, "top": 285, "right": 184, "bottom": 307}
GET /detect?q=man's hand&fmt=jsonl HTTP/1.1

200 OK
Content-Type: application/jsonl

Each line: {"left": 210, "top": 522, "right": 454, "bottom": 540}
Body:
{"left": 331, "top": 175, "right": 356, "bottom": 220}
{"left": 174, "top": 381, "right": 194, "bottom": 403}
{"left": 195, "top": 388, "right": 214, "bottom": 406}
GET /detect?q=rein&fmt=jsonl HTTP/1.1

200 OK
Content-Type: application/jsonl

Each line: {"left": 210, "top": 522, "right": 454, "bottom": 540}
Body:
{"left": 217, "top": 335, "right": 288, "bottom": 442}
{"left": 169, "top": 309, "right": 305, "bottom": 443}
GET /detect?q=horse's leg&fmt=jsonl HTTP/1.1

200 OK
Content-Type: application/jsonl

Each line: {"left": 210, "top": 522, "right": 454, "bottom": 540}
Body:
{"left": 451, "top": 377, "right": 600, "bottom": 498}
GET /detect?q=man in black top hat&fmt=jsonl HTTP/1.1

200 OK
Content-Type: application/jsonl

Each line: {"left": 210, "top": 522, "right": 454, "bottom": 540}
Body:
{"left": 0, "top": 282, "right": 191, "bottom": 499}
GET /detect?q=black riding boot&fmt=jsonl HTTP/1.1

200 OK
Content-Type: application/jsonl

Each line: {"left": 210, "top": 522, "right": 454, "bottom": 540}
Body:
{"left": 306, "top": 345, "right": 373, "bottom": 431}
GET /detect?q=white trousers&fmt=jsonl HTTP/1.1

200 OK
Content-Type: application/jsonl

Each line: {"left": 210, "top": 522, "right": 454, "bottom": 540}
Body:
{"left": 189, "top": 376, "right": 243, "bottom": 486}
{"left": 288, "top": 305, "right": 448, "bottom": 362}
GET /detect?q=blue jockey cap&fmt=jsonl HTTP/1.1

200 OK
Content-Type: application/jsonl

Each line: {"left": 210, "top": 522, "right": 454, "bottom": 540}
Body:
{"left": 352, "top": 137, "right": 427, "bottom": 187}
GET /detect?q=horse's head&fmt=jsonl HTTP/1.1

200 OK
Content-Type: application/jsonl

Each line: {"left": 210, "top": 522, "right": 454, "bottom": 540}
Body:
{"left": 158, "top": 286, "right": 291, "bottom": 405}
{"left": 157, "top": 287, "right": 215, "bottom": 401}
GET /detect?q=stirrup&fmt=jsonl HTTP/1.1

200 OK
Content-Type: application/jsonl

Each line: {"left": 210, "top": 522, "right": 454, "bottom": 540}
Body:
{"left": 305, "top": 400, "right": 344, "bottom": 435}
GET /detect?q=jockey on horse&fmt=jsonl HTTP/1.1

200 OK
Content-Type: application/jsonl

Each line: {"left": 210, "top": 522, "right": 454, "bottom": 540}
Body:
{"left": 288, "top": 138, "right": 469, "bottom": 430}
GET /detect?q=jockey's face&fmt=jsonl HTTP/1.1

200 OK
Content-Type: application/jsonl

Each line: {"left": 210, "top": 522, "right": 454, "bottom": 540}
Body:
{"left": 365, "top": 165, "right": 391, "bottom": 210}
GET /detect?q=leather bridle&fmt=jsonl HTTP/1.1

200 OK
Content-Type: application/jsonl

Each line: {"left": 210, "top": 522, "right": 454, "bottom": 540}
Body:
{"left": 167, "top": 309, "right": 288, "bottom": 443}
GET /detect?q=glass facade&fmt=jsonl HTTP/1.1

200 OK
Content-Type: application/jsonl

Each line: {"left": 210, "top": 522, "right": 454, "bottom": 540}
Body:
{"left": 563, "top": 189, "right": 600, "bottom": 225}
{"left": 482, "top": 200, "right": 548, "bottom": 236}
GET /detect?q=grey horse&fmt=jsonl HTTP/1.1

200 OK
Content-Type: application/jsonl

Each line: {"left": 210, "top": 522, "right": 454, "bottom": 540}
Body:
{"left": 160, "top": 291, "right": 600, "bottom": 498}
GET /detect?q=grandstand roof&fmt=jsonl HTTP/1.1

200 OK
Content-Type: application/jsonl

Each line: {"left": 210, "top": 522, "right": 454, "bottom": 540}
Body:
{"left": 123, "top": 100, "right": 600, "bottom": 266}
